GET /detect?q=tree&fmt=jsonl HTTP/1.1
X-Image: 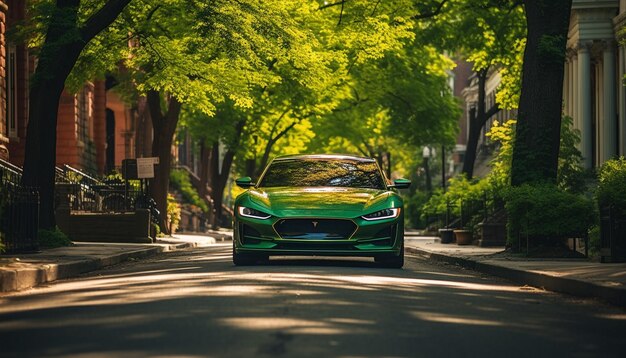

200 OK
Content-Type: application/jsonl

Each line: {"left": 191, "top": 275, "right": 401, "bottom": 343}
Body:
{"left": 510, "top": 0, "right": 572, "bottom": 186}
{"left": 115, "top": 0, "right": 314, "bottom": 232}
{"left": 417, "top": 0, "right": 526, "bottom": 179}
{"left": 20, "top": 0, "right": 132, "bottom": 230}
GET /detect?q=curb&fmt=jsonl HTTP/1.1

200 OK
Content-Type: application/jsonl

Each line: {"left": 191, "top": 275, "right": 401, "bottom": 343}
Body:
{"left": 406, "top": 246, "right": 626, "bottom": 308}
{"left": 0, "top": 241, "right": 196, "bottom": 293}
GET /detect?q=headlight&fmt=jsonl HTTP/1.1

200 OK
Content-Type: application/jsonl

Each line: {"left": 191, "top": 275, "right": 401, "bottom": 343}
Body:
{"left": 361, "top": 208, "right": 400, "bottom": 221}
{"left": 238, "top": 206, "right": 271, "bottom": 219}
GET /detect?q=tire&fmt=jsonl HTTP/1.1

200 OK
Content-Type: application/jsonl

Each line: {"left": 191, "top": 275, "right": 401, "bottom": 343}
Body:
{"left": 375, "top": 244, "right": 404, "bottom": 268}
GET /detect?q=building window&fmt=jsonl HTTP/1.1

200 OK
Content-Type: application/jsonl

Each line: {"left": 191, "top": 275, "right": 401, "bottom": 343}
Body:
{"left": 7, "top": 45, "right": 18, "bottom": 138}
{"left": 76, "top": 86, "right": 91, "bottom": 143}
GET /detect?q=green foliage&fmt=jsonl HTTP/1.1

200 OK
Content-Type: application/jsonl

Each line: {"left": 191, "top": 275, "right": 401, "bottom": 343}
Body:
{"left": 421, "top": 175, "right": 492, "bottom": 231}
{"left": 504, "top": 183, "right": 595, "bottom": 246}
{"left": 38, "top": 227, "right": 72, "bottom": 249}
{"left": 485, "top": 119, "right": 516, "bottom": 189}
{"left": 405, "top": 191, "right": 430, "bottom": 229}
{"left": 558, "top": 116, "right": 587, "bottom": 193}
{"left": 588, "top": 225, "right": 601, "bottom": 256}
{"left": 420, "top": 0, "right": 526, "bottom": 109}
{"left": 151, "top": 221, "right": 162, "bottom": 238}
{"left": 596, "top": 157, "right": 626, "bottom": 211}
{"left": 167, "top": 193, "right": 181, "bottom": 234}
{"left": 538, "top": 34, "right": 566, "bottom": 64}
{"left": 170, "top": 169, "right": 208, "bottom": 212}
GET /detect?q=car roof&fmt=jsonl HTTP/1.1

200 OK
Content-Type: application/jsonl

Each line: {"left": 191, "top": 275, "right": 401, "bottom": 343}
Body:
{"left": 272, "top": 154, "right": 377, "bottom": 163}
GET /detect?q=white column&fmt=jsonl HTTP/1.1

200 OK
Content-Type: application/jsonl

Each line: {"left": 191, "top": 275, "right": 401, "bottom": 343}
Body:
{"left": 564, "top": 60, "right": 570, "bottom": 115}
{"left": 620, "top": 46, "right": 626, "bottom": 156}
{"left": 579, "top": 44, "right": 593, "bottom": 169}
{"left": 568, "top": 59, "right": 574, "bottom": 117}
{"left": 603, "top": 41, "right": 617, "bottom": 163}
{"left": 573, "top": 54, "right": 580, "bottom": 134}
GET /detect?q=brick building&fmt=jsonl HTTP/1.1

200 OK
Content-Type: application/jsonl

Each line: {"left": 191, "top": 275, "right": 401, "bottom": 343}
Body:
{"left": 0, "top": 0, "right": 137, "bottom": 176}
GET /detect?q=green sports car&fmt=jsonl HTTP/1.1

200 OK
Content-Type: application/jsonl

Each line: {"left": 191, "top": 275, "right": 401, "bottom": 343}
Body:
{"left": 232, "top": 154, "right": 411, "bottom": 268}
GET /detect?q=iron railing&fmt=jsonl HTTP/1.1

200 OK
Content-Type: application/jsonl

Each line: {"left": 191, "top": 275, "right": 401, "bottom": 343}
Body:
{"left": 0, "top": 185, "right": 39, "bottom": 253}
{"left": 600, "top": 205, "right": 626, "bottom": 263}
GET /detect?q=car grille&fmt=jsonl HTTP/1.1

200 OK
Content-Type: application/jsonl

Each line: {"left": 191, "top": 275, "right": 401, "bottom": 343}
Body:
{"left": 274, "top": 219, "right": 357, "bottom": 240}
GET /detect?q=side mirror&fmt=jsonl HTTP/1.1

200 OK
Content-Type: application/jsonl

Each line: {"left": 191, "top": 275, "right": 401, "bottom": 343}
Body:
{"left": 235, "top": 176, "right": 255, "bottom": 188}
{"left": 388, "top": 178, "right": 411, "bottom": 189}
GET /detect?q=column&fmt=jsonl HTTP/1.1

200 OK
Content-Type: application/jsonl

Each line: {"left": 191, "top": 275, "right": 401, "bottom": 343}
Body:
{"left": 563, "top": 59, "right": 570, "bottom": 115}
{"left": 603, "top": 41, "right": 617, "bottom": 162}
{"left": 620, "top": 46, "right": 626, "bottom": 156}
{"left": 572, "top": 54, "right": 580, "bottom": 132}
{"left": 578, "top": 43, "right": 593, "bottom": 169}
{"left": 568, "top": 58, "right": 574, "bottom": 117}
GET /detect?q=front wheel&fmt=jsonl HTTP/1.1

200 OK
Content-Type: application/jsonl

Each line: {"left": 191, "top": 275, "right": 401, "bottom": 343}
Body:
{"left": 375, "top": 244, "right": 404, "bottom": 268}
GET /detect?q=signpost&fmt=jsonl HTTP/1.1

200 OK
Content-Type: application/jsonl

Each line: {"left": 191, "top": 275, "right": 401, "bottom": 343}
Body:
{"left": 121, "top": 157, "right": 159, "bottom": 210}
{"left": 136, "top": 157, "right": 159, "bottom": 179}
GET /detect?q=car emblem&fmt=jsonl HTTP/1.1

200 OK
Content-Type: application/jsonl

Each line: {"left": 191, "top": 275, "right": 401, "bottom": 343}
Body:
{"left": 312, "top": 221, "right": 318, "bottom": 228}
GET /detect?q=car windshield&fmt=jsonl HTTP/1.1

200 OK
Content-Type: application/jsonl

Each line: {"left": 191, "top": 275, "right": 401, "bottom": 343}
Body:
{"left": 258, "top": 158, "right": 386, "bottom": 189}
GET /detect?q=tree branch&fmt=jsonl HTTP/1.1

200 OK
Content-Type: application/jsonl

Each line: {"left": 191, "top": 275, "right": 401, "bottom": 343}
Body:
{"left": 412, "top": 0, "right": 449, "bottom": 20}
{"left": 337, "top": 0, "right": 346, "bottom": 26}
{"left": 81, "top": 0, "right": 132, "bottom": 42}
{"left": 319, "top": 0, "right": 348, "bottom": 10}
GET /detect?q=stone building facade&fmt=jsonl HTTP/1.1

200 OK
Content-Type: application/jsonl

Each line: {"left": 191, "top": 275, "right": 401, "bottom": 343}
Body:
{"left": 564, "top": 0, "right": 626, "bottom": 169}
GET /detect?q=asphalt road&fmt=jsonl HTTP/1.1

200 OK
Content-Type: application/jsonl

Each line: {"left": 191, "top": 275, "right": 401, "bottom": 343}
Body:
{"left": 1, "top": 244, "right": 625, "bottom": 358}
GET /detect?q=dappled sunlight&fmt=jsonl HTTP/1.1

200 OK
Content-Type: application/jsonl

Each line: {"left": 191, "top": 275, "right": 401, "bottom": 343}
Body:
{"left": 217, "top": 317, "right": 364, "bottom": 335}
{"left": 0, "top": 313, "right": 155, "bottom": 330}
{"left": 2, "top": 246, "right": 625, "bottom": 357}
{"left": 410, "top": 311, "right": 504, "bottom": 326}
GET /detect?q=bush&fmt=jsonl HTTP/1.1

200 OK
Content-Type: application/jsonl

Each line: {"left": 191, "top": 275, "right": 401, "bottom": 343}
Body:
{"left": 597, "top": 157, "right": 626, "bottom": 211}
{"left": 38, "top": 227, "right": 73, "bottom": 249}
{"left": 170, "top": 169, "right": 208, "bottom": 212}
{"left": 405, "top": 190, "right": 430, "bottom": 229}
{"left": 504, "top": 183, "right": 595, "bottom": 246}
{"left": 421, "top": 175, "right": 493, "bottom": 231}
{"left": 167, "top": 193, "right": 181, "bottom": 234}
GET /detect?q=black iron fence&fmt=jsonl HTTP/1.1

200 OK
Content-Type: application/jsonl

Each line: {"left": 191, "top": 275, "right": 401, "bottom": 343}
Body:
{"left": 600, "top": 205, "right": 626, "bottom": 263}
{"left": 0, "top": 185, "right": 39, "bottom": 253}
{"left": 430, "top": 191, "right": 505, "bottom": 230}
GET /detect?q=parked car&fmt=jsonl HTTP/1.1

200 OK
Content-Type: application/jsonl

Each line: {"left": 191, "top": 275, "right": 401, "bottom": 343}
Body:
{"left": 233, "top": 154, "right": 410, "bottom": 268}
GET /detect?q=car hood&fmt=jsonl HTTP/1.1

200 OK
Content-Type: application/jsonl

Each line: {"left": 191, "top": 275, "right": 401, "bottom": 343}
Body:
{"left": 247, "top": 187, "right": 393, "bottom": 217}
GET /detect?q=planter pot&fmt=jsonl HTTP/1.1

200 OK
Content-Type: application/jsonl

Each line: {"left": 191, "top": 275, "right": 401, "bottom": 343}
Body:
{"left": 438, "top": 228, "right": 455, "bottom": 244}
{"left": 454, "top": 229, "right": 473, "bottom": 245}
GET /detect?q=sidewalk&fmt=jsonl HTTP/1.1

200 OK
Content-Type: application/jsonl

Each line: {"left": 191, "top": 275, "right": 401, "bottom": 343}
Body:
{"left": 0, "top": 230, "right": 232, "bottom": 293}
{"left": 2, "top": 231, "right": 626, "bottom": 308}
{"left": 405, "top": 237, "right": 626, "bottom": 307}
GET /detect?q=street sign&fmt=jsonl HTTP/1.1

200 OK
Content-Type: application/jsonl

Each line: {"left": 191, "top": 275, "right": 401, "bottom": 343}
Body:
{"left": 136, "top": 158, "right": 156, "bottom": 179}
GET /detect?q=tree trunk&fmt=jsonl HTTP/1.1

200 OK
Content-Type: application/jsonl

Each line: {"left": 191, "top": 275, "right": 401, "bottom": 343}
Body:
{"left": 511, "top": 0, "right": 572, "bottom": 186}
{"left": 147, "top": 91, "right": 182, "bottom": 235}
{"left": 20, "top": 0, "right": 131, "bottom": 230}
{"left": 208, "top": 120, "right": 245, "bottom": 229}
{"left": 461, "top": 69, "right": 500, "bottom": 179}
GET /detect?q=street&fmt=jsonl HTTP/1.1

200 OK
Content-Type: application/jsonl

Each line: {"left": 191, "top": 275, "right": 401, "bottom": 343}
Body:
{"left": 1, "top": 244, "right": 625, "bottom": 358}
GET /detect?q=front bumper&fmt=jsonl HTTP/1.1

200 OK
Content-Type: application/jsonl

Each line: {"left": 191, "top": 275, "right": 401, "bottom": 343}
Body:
{"left": 234, "top": 214, "right": 404, "bottom": 257}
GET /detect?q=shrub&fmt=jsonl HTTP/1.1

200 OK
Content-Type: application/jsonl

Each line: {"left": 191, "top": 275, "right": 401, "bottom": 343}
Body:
{"left": 597, "top": 157, "right": 626, "bottom": 211}
{"left": 167, "top": 193, "right": 181, "bottom": 234}
{"left": 38, "top": 227, "right": 72, "bottom": 249}
{"left": 421, "top": 175, "right": 492, "bottom": 231}
{"left": 504, "top": 183, "right": 595, "bottom": 247}
{"left": 558, "top": 116, "right": 587, "bottom": 193}
{"left": 170, "top": 169, "right": 208, "bottom": 212}
{"left": 405, "top": 190, "right": 430, "bottom": 229}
